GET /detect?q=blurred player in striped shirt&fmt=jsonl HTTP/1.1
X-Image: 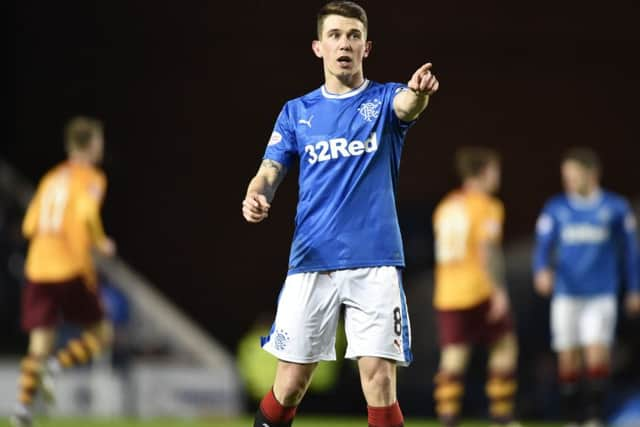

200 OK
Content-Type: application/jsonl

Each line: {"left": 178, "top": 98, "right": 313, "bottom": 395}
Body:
{"left": 11, "top": 117, "right": 116, "bottom": 427}
{"left": 432, "top": 147, "right": 520, "bottom": 427}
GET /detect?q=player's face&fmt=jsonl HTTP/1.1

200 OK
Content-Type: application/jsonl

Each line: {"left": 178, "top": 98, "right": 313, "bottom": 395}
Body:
{"left": 562, "top": 160, "right": 593, "bottom": 195}
{"left": 313, "top": 15, "right": 371, "bottom": 81}
{"left": 483, "top": 161, "right": 501, "bottom": 194}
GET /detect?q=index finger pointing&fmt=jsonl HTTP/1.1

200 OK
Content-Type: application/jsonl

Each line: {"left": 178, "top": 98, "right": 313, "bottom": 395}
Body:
{"left": 417, "top": 62, "right": 433, "bottom": 74}
{"left": 410, "top": 63, "right": 433, "bottom": 83}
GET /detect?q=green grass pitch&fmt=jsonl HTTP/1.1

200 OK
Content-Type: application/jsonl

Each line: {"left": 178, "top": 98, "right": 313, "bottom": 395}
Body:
{"left": 0, "top": 417, "right": 562, "bottom": 427}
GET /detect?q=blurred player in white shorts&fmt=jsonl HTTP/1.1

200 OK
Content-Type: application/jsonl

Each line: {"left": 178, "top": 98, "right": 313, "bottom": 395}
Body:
{"left": 550, "top": 295, "right": 617, "bottom": 353}
{"left": 241, "top": 2, "right": 439, "bottom": 426}
{"left": 533, "top": 148, "right": 640, "bottom": 427}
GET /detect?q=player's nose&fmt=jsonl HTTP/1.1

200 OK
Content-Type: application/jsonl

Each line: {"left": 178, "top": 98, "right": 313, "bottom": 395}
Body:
{"left": 337, "top": 36, "right": 352, "bottom": 50}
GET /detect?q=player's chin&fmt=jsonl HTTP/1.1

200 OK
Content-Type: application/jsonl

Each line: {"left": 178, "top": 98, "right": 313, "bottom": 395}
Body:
{"left": 333, "top": 66, "right": 356, "bottom": 77}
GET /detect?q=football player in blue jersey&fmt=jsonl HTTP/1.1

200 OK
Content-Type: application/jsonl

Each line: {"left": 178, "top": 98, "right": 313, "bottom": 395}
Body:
{"left": 533, "top": 147, "right": 640, "bottom": 427}
{"left": 241, "top": 2, "right": 438, "bottom": 427}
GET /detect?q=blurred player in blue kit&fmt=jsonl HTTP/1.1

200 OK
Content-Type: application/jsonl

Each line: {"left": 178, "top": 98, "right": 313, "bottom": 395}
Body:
{"left": 241, "top": 1, "right": 439, "bottom": 426}
{"left": 533, "top": 148, "right": 640, "bottom": 427}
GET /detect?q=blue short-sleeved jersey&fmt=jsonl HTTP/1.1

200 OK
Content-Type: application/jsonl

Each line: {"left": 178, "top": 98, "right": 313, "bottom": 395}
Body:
{"left": 263, "top": 80, "right": 414, "bottom": 274}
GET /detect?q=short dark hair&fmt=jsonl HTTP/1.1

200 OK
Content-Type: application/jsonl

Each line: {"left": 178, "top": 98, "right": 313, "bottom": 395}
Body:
{"left": 64, "top": 116, "right": 103, "bottom": 153}
{"left": 317, "top": 1, "right": 368, "bottom": 38}
{"left": 563, "top": 147, "right": 601, "bottom": 172}
{"left": 455, "top": 146, "right": 500, "bottom": 180}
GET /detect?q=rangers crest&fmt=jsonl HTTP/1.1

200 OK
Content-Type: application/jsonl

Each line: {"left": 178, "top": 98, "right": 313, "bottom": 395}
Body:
{"left": 358, "top": 99, "right": 382, "bottom": 122}
{"left": 274, "top": 329, "right": 290, "bottom": 351}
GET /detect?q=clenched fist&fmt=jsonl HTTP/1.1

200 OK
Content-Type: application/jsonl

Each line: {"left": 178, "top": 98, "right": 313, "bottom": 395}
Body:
{"left": 242, "top": 192, "right": 271, "bottom": 223}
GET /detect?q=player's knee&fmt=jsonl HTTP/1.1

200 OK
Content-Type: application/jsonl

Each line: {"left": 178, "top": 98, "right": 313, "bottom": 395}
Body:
{"left": 28, "top": 328, "right": 56, "bottom": 357}
{"left": 88, "top": 320, "right": 114, "bottom": 347}
{"left": 440, "top": 346, "right": 469, "bottom": 374}
{"left": 274, "top": 376, "right": 310, "bottom": 406}
{"left": 489, "top": 335, "right": 518, "bottom": 372}
{"left": 361, "top": 366, "right": 394, "bottom": 394}
{"left": 558, "top": 349, "right": 581, "bottom": 374}
{"left": 584, "top": 344, "right": 610, "bottom": 368}
{"left": 99, "top": 322, "right": 115, "bottom": 346}
{"left": 434, "top": 370, "right": 464, "bottom": 417}
{"left": 273, "top": 363, "right": 315, "bottom": 406}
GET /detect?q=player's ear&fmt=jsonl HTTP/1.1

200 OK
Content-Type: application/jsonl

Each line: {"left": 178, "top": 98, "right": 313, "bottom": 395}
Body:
{"left": 363, "top": 40, "right": 372, "bottom": 58}
{"left": 312, "top": 40, "right": 322, "bottom": 58}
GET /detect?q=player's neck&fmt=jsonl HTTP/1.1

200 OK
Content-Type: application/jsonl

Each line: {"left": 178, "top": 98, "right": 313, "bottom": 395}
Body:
{"left": 68, "top": 154, "right": 93, "bottom": 167}
{"left": 323, "top": 72, "right": 365, "bottom": 95}
{"left": 462, "top": 180, "right": 489, "bottom": 195}
{"left": 572, "top": 186, "right": 601, "bottom": 200}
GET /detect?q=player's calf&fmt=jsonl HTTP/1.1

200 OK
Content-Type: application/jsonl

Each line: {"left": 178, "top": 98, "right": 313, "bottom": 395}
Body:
{"left": 253, "top": 388, "right": 297, "bottom": 427}
{"left": 359, "top": 357, "right": 397, "bottom": 406}
{"left": 584, "top": 363, "right": 609, "bottom": 423}
{"left": 558, "top": 368, "right": 582, "bottom": 424}
{"left": 254, "top": 361, "right": 315, "bottom": 427}
{"left": 486, "top": 369, "right": 517, "bottom": 425}
{"left": 12, "top": 354, "right": 45, "bottom": 427}
{"left": 433, "top": 371, "right": 464, "bottom": 427}
{"left": 367, "top": 401, "right": 404, "bottom": 427}
{"left": 16, "top": 355, "right": 44, "bottom": 409}
{"left": 359, "top": 358, "right": 404, "bottom": 427}
{"left": 53, "top": 331, "right": 103, "bottom": 370}
{"left": 487, "top": 334, "right": 518, "bottom": 424}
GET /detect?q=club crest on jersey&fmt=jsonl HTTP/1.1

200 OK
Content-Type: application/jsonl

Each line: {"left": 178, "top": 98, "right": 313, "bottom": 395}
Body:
{"left": 358, "top": 99, "right": 382, "bottom": 122}
{"left": 597, "top": 208, "right": 611, "bottom": 222}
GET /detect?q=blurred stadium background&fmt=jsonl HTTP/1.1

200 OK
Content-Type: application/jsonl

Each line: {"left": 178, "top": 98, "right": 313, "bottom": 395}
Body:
{"left": 4, "top": 1, "right": 640, "bottom": 425}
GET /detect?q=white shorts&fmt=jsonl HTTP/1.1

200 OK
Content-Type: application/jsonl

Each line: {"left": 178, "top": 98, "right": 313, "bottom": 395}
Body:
{"left": 550, "top": 294, "right": 617, "bottom": 351}
{"left": 261, "top": 266, "right": 412, "bottom": 366}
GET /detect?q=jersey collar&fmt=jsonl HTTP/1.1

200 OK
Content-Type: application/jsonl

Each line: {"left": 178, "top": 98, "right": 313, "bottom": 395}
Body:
{"left": 321, "top": 79, "right": 370, "bottom": 99}
{"left": 567, "top": 188, "right": 603, "bottom": 209}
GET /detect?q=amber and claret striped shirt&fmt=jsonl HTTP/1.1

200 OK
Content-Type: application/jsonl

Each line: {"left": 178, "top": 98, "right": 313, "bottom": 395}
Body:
{"left": 22, "top": 161, "right": 108, "bottom": 288}
{"left": 433, "top": 189, "right": 504, "bottom": 310}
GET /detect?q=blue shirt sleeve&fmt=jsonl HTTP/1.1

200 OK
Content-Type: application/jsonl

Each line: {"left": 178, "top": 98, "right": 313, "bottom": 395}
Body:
{"left": 615, "top": 199, "right": 640, "bottom": 292}
{"left": 263, "top": 102, "right": 298, "bottom": 169}
{"left": 533, "top": 200, "right": 559, "bottom": 273}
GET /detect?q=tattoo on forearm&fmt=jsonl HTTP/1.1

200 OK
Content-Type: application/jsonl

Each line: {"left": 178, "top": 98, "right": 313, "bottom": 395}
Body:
{"left": 261, "top": 159, "right": 283, "bottom": 172}
{"left": 255, "top": 159, "right": 287, "bottom": 198}
{"left": 259, "top": 159, "right": 287, "bottom": 184}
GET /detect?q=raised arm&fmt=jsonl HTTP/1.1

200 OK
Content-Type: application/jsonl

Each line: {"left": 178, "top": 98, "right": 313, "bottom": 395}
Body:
{"left": 242, "top": 159, "right": 287, "bottom": 224}
{"left": 393, "top": 62, "right": 440, "bottom": 122}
